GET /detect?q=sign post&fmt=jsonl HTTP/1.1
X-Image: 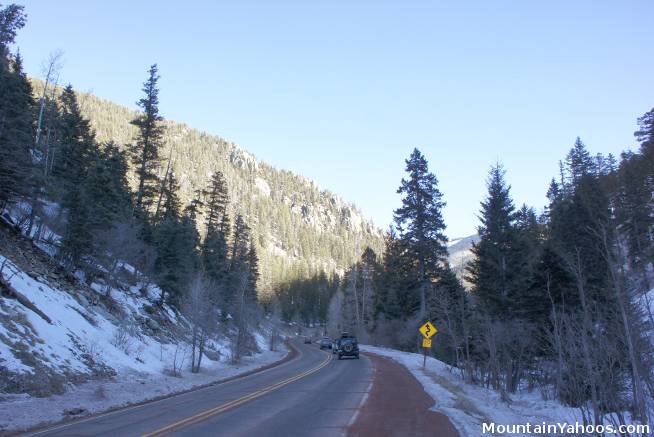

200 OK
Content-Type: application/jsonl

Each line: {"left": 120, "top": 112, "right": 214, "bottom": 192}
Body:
{"left": 419, "top": 321, "right": 437, "bottom": 369}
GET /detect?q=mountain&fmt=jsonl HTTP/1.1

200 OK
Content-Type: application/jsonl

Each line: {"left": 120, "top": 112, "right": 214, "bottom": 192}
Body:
{"left": 31, "top": 81, "right": 384, "bottom": 300}
{"left": 447, "top": 234, "right": 478, "bottom": 287}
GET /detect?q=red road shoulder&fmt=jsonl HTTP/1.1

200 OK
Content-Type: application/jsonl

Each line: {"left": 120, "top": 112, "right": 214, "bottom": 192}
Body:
{"left": 348, "top": 352, "right": 460, "bottom": 437}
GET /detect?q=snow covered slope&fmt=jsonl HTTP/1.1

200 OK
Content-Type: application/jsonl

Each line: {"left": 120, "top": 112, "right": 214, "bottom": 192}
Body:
{"left": 0, "top": 232, "right": 286, "bottom": 432}
{"left": 0, "top": 222, "right": 279, "bottom": 392}
{"left": 447, "top": 234, "right": 478, "bottom": 286}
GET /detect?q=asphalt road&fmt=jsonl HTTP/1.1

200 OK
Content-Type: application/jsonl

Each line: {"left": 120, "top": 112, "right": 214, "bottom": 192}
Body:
{"left": 26, "top": 340, "right": 373, "bottom": 437}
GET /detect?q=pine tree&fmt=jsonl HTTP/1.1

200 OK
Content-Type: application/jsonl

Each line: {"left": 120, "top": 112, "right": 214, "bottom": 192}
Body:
{"left": 160, "top": 171, "right": 182, "bottom": 221}
{"left": 179, "top": 206, "right": 200, "bottom": 272}
{"left": 154, "top": 211, "right": 198, "bottom": 306}
{"left": 635, "top": 107, "right": 654, "bottom": 158}
{"left": 226, "top": 214, "right": 252, "bottom": 307}
{"left": 374, "top": 228, "right": 406, "bottom": 322}
{"left": 130, "top": 64, "right": 164, "bottom": 216}
{"left": 56, "top": 85, "right": 98, "bottom": 268}
{"left": 616, "top": 114, "right": 654, "bottom": 291}
{"left": 524, "top": 243, "right": 576, "bottom": 323}
{"left": 0, "top": 6, "right": 33, "bottom": 208}
{"left": 511, "top": 204, "right": 544, "bottom": 320}
{"left": 551, "top": 140, "right": 612, "bottom": 303}
{"left": 393, "top": 148, "right": 448, "bottom": 317}
{"left": 85, "top": 141, "right": 132, "bottom": 231}
{"left": 565, "top": 137, "right": 594, "bottom": 185}
{"left": 466, "top": 163, "right": 519, "bottom": 318}
{"left": 248, "top": 244, "right": 260, "bottom": 302}
{"left": 82, "top": 141, "right": 134, "bottom": 271}
{"left": 203, "top": 171, "right": 230, "bottom": 235}
{"left": 153, "top": 217, "right": 182, "bottom": 304}
{"left": 200, "top": 171, "right": 231, "bottom": 291}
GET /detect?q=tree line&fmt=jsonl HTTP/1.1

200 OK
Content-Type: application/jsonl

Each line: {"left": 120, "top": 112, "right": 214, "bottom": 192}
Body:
{"left": 329, "top": 125, "right": 654, "bottom": 427}
{"left": 0, "top": 4, "right": 260, "bottom": 367}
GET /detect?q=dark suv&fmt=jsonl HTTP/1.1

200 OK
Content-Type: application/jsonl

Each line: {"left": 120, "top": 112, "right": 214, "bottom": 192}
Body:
{"left": 335, "top": 333, "right": 359, "bottom": 360}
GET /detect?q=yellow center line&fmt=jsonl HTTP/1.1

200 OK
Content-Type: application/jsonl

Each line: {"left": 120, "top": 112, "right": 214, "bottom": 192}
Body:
{"left": 142, "top": 351, "right": 333, "bottom": 437}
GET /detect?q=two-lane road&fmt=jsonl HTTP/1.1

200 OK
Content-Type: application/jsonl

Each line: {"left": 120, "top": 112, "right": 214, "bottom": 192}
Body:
{"left": 28, "top": 340, "right": 373, "bottom": 437}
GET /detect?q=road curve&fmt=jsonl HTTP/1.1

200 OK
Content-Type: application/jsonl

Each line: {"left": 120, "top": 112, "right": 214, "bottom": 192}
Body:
{"left": 25, "top": 340, "right": 373, "bottom": 437}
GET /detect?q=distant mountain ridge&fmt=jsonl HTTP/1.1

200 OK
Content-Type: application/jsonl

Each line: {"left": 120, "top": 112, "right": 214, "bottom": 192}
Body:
{"left": 31, "top": 80, "right": 384, "bottom": 298}
{"left": 447, "top": 234, "right": 478, "bottom": 287}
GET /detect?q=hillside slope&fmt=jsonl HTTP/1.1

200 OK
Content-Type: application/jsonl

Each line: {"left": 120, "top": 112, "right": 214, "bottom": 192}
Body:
{"left": 0, "top": 224, "right": 231, "bottom": 390}
{"left": 33, "top": 80, "right": 384, "bottom": 299}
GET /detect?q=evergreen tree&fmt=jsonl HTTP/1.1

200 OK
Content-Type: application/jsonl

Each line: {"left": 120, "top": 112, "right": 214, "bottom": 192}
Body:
{"left": 551, "top": 140, "right": 612, "bottom": 303}
{"left": 203, "top": 171, "right": 230, "bottom": 235}
{"left": 248, "top": 244, "right": 260, "bottom": 302}
{"left": 153, "top": 217, "right": 183, "bottom": 304}
{"left": 130, "top": 64, "right": 164, "bottom": 216}
{"left": 82, "top": 141, "right": 134, "bottom": 271}
{"left": 374, "top": 228, "right": 406, "bottom": 322}
{"left": 393, "top": 148, "right": 448, "bottom": 317}
{"left": 524, "top": 243, "right": 576, "bottom": 323}
{"left": 230, "top": 214, "right": 250, "bottom": 269}
{"left": 0, "top": 3, "right": 24, "bottom": 62}
{"left": 226, "top": 214, "right": 252, "bottom": 308}
{"left": 565, "top": 137, "right": 594, "bottom": 185}
{"left": 512, "top": 204, "right": 542, "bottom": 314}
{"left": 201, "top": 171, "right": 231, "bottom": 291}
{"left": 616, "top": 129, "right": 653, "bottom": 291}
{"left": 85, "top": 141, "right": 132, "bottom": 231}
{"left": 635, "top": 107, "right": 654, "bottom": 158}
{"left": 154, "top": 210, "right": 198, "bottom": 306}
{"left": 160, "top": 171, "right": 182, "bottom": 221}
{"left": 0, "top": 6, "right": 33, "bottom": 208}
{"left": 466, "top": 163, "right": 519, "bottom": 318}
{"left": 56, "top": 85, "right": 98, "bottom": 268}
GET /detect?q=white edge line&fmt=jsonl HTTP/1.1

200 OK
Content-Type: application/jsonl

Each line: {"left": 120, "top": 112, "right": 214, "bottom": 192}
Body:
{"left": 342, "top": 355, "right": 375, "bottom": 437}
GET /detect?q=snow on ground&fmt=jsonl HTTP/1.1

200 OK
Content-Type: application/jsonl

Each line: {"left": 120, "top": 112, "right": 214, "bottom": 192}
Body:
{"left": 0, "top": 253, "right": 182, "bottom": 376}
{"left": 0, "top": 252, "right": 288, "bottom": 433}
{"left": 0, "top": 346, "right": 287, "bottom": 433}
{"left": 361, "top": 345, "right": 580, "bottom": 437}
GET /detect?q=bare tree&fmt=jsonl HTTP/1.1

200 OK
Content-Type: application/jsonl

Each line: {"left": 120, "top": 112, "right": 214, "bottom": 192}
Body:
{"left": 326, "top": 288, "right": 344, "bottom": 338}
{"left": 35, "top": 50, "right": 63, "bottom": 145}
{"left": 597, "top": 224, "right": 653, "bottom": 423}
{"left": 184, "top": 273, "right": 216, "bottom": 373}
{"left": 229, "top": 270, "right": 260, "bottom": 364}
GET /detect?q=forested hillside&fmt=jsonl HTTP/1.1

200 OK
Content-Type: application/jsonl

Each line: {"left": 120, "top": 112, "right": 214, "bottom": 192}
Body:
{"left": 29, "top": 80, "right": 384, "bottom": 304}
{"left": 0, "top": 1, "right": 385, "bottom": 386}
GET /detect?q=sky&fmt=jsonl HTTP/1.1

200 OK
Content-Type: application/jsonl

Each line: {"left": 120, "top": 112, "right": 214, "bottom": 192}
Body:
{"left": 15, "top": 1, "right": 654, "bottom": 238}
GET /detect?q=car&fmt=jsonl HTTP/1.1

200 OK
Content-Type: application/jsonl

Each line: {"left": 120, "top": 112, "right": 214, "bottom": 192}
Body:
{"left": 336, "top": 332, "right": 359, "bottom": 360}
{"left": 319, "top": 337, "right": 332, "bottom": 349}
{"left": 303, "top": 336, "right": 312, "bottom": 344}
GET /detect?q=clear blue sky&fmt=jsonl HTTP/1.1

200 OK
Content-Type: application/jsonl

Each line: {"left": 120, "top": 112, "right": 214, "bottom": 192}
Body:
{"left": 15, "top": 1, "right": 654, "bottom": 238}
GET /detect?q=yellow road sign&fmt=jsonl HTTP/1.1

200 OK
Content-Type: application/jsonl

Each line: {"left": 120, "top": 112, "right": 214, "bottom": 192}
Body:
{"left": 422, "top": 338, "right": 432, "bottom": 348}
{"left": 419, "top": 321, "right": 437, "bottom": 339}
